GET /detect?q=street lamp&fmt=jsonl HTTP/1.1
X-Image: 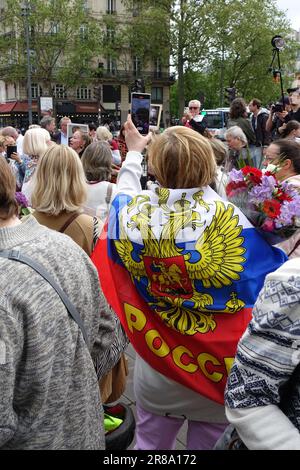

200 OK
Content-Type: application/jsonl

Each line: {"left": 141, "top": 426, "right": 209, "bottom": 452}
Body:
{"left": 21, "top": 0, "right": 33, "bottom": 125}
{"left": 269, "top": 35, "right": 286, "bottom": 109}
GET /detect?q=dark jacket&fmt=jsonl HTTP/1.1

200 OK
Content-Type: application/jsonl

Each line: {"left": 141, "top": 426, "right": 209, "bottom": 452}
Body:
{"left": 251, "top": 109, "right": 272, "bottom": 147}
{"left": 188, "top": 116, "right": 208, "bottom": 135}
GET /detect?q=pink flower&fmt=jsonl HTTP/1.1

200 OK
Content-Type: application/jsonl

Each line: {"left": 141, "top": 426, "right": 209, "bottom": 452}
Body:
{"left": 261, "top": 219, "right": 275, "bottom": 232}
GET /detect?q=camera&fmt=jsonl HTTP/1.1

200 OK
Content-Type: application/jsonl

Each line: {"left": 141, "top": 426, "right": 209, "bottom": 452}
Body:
{"left": 272, "top": 102, "right": 284, "bottom": 113}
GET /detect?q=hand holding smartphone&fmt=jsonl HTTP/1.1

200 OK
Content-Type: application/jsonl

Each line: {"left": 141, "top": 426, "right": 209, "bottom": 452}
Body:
{"left": 6, "top": 144, "right": 17, "bottom": 160}
{"left": 131, "top": 92, "right": 151, "bottom": 135}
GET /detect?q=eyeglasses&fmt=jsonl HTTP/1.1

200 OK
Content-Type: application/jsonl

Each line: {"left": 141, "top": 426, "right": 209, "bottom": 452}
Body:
{"left": 189, "top": 106, "right": 199, "bottom": 110}
{"left": 263, "top": 155, "right": 279, "bottom": 163}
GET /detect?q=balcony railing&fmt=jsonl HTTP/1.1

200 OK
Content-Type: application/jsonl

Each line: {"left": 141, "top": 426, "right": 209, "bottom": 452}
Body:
{"left": 95, "top": 69, "right": 175, "bottom": 83}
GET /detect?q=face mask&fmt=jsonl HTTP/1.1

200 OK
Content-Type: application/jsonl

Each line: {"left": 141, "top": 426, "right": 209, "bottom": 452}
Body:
{"left": 263, "top": 163, "right": 281, "bottom": 174}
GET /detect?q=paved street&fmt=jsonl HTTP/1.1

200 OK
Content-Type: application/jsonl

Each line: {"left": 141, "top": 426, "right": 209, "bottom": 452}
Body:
{"left": 121, "top": 343, "right": 188, "bottom": 450}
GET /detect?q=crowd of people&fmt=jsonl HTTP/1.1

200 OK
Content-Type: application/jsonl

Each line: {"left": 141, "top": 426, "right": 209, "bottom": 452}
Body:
{"left": 0, "top": 86, "right": 300, "bottom": 450}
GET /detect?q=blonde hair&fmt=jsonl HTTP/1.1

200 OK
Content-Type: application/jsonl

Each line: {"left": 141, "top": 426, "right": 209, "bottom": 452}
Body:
{"left": 31, "top": 145, "right": 87, "bottom": 215}
{"left": 81, "top": 141, "right": 112, "bottom": 182}
{"left": 22, "top": 127, "right": 50, "bottom": 157}
{"left": 147, "top": 126, "right": 216, "bottom": 189}
{"left": 209, "top": 138, "right": 228, "bottom": 166}
{"left": 96, "top": 126, "right": 112, "bottom": 141}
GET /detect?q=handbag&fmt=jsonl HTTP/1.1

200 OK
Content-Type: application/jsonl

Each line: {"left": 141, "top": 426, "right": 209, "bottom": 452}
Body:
{"left": 214, "top": 362, "right": 300, "bottom": 450}
{"left": 99, "top": 353, "right": 128, "bottom": 404}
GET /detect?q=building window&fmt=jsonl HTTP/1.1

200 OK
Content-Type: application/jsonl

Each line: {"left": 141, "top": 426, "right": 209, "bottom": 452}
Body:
{"left": 53, "top": 84, "right": 67, "bottom": 99}
{"left": 103, "top": 85, "right": 121, "bottom": 102}
{"left": 151, "top": 87, "right": 163, "bottom": 103}
{"left": 107, "top": 0, "right": 116, "bottom": 14}
{"left": 31, "top": 83, "right": 42, "bottom": 99}
{"left": 50, "top": 22, "right": 59, "bottom": 34}
{"left": 107, "top": 56, "right": 117, "bottom": 75}
{"left": 106, "top": 26, "right": 115, "bottom": 42}
{"left": 77, "top": 86, "right": 91, "bottom": 100}
{"left": 79, "top": 24, "right": 88, "bottom": 40}
{"left": 133, "top": 56, "right": 141, "bottom": 77}
{"left": 132, "top": 3, "right": 141, "bottom": 17}
{"left": 155, "top": 58, "right": 162, "bottom": 78}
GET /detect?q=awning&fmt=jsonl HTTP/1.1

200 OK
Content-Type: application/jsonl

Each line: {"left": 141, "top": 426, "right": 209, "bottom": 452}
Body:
{"left": 0, "top": 101, "right": 38, "bottom": 113}
{"left": 0, "top": 102, "right": 16, "bottom": 112}
{"left": 75, "top": 102, "right": 105, "bottom": 113}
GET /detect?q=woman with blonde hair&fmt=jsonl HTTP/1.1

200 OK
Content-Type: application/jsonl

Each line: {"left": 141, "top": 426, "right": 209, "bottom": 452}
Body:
{"left": 91, "top": 115, "right": 285, "bottom": 450}
{"left": 81, "top": 141, "right": 117, "bottom": 221}
{"left": 21, "top": 127, "right": 52, "bottom": 201}
{"left": 96, "top": 125, "right": 121, "bottom": 165}
{"left": 69, "top": 129, "right": 92, "bottom": 158}
{"left": 31, "top": 144, "right": 128, "bottom": 404}
{"left": 31, "top": 144, "right": 99, "bottom": 255}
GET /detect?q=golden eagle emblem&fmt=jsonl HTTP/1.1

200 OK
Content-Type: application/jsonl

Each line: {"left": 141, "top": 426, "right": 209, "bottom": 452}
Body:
{"left": 114, "top": 190, "right": 246, "bottom": 336}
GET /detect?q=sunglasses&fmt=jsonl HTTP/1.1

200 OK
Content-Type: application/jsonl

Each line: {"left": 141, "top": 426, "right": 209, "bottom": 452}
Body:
{"left": 189, "top": 106, "right": 199, "bottom": 110}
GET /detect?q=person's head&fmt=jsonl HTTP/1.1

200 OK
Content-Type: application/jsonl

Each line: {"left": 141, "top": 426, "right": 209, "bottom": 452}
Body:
{"left": 89, "top": 122, "right": 97, "bottom": 140}
{"left": 224, "top": 126, "right": 248, "bottom": 151}
{"left": 40, "top": 116, "right": 56, "bottom": 134}
{"left": 59, "top": 116, "right": 71, "bottom": 135}
{"left": 1, "top": 135, "right": 15, "bottom": 149}
{"left": 229, "top": 98, "right": 248, "bottom": 119}
{"left": 22, "top": 127, "right": 51, "bottom": 158}
{"left": 188, "top": 99, "right": 201, "bottom": 118}
{"left": 96, "top": 126, "right": 113, "bottom": 142}
{"left": 209, "top": 138, "right": 228, "bottom": 166}
{"left": 70, "top": 130, "right": 92, "bottom": 155}
{"left": 81, "top": 141, "right": 112, "bottom": 182}
{"left": 248, "top": 98, "right": 261, "bottom": 115}
{"left": 262, "top": 139, "right": 300, "bottom": 181}
{"left": 289, "top": 88, "right": 300, "bottom": 110}
{"left": 31, "top": 145, "right": 87, "bottom": 215}
{"left": 0, "top": 157, "right": 18, "bottom": 220}
{"left": 147, "top": 126, "right": 216, "bottom": 189}
{"left": 281, "top": 120, "right": 300, "bottom": 139}
{"left": 0, "top": 126, "right": 18, "bottom": 141}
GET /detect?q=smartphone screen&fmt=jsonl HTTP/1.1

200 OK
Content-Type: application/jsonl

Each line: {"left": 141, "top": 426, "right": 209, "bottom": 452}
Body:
{"left": 131, "top": 92, "right": 151, "bottom": 135}
{"left": 6, "top": 145, "right": 17, "bottom": 159}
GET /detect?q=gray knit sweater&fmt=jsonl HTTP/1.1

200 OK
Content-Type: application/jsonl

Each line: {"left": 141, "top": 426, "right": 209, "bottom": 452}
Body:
{"left": 0, "top": 217, "right": 116, "bottom": 449}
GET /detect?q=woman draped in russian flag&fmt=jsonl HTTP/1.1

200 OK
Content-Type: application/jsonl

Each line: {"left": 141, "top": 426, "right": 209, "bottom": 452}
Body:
{"left": 91, "top": 115, "right": 286, "bottom": 450}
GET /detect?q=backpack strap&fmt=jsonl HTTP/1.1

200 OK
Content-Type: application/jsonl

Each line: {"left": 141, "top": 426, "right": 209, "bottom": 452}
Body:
{"left": 0, "top": 249, "right": 89, "bottom": 346}
{"left": 59, "top": 212, "right": 80, "bottom": 233}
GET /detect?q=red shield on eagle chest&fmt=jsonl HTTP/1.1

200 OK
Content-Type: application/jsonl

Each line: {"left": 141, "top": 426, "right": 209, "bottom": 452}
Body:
{"left": 143, "top": 255, "right": 193, "bottom": 299}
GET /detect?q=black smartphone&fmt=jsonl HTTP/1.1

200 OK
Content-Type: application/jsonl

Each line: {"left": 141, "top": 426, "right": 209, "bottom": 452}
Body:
{"left": 131, "top": 92, "right": 151, "bottom": 135}
{"left": 6, "top": 144, "right": 17, "bottom": 159}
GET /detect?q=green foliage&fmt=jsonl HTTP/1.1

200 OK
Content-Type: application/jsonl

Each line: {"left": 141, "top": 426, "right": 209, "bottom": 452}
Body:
{"left": 0, "top": 0, "right": 104, "bottom": 93}
{"left": 169, "top": 0, "right": 297, "bottom": 117}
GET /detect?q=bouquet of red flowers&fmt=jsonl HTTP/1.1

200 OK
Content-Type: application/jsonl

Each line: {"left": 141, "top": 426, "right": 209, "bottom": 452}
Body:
{"left": 225, "top": 166, "right": 300, "bottom": 242}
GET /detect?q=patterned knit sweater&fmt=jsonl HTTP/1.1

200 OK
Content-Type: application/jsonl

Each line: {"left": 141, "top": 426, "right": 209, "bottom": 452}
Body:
{"left": 0, "top": 217, "right": 117, "bottom": 449}
{"left": 225, "top": 258, "right": 300, "bottom": 449}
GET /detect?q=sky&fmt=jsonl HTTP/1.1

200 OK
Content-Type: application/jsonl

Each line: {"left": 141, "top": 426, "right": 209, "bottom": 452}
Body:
{"left": 275, "top": 0, "right": 300, "bottom": 31}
